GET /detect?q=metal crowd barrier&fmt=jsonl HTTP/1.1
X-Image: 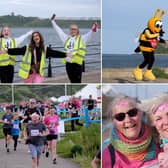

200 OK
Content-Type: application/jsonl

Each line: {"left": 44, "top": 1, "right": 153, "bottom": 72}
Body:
{"left": 14, "top": 43, "right": 101, "bottom": 77}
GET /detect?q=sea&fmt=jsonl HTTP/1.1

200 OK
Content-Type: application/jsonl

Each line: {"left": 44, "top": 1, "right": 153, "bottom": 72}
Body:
{"left": 103, "top": 54, "right": 168, "bottom": 68}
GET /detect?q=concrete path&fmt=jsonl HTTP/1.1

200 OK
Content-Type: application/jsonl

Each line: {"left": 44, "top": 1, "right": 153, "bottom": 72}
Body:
{"left": 14, "top": 69, "right": 101, "bottom": 83}
{"left": 0, "top": 139, "right": 80, "bottom": 168}
{"left": 103, "top": 68, "right": 168, "bottom": 83}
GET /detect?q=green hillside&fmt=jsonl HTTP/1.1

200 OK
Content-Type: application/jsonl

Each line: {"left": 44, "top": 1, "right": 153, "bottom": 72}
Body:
{"left": 156, "top": 43, "right": 168, "bottom": 54}
{"left": 0, "top": 86, "right": 12, "bottom": 103}
{"left": 0, "top": 85, "right": 86, "bottom": 104}
{"left": 0, "top": 15, "right": 100, "bottom": 28}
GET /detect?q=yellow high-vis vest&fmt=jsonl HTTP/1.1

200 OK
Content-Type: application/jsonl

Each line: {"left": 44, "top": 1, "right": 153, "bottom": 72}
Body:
{"left": 18, "top": 45, "right": 46, "bottom": 79}
{"left": 0, "top": 38, "right": 17, "bottom": 66}
{"left": 62, "top": 35, "right": 86, "bottom": 65}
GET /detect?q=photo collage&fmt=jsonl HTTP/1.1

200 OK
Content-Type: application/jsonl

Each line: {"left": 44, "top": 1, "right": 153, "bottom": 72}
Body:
{"left": 0, "top": 0, "right": 168, "bottom": 168}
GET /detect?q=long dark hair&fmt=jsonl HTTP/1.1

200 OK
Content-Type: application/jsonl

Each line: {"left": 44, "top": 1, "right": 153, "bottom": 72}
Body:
{"left": 29, "top": 31, "right": 45, "bottom": 52}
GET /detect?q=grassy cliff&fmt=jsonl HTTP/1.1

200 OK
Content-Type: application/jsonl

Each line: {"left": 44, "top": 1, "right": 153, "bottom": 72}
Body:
{"left": 0, "top": 15, "right": 100, "bottom": 28}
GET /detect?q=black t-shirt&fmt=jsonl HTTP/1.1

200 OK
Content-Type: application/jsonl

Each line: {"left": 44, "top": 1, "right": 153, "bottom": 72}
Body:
{"left": 23, "top": 108, "right": 41, "bottom": 123}
{"left": 96, "top": 150, "right": 101, "bottom": 160}
{"left": 68, "top": 103, "right": 76, "bottom": 110}
{"left": 26, "top": 122, "right": 46, "bottom": 146}
{"left": 87, "top": 99, "right": 94, "bottom": 110}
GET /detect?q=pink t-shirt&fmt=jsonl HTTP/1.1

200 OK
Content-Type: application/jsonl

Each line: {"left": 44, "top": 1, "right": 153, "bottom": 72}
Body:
{"left": 44, "top": 115, "right": 59, "bottom": 135}
{"left": 102, "top": 145, "right": 161, "bottom": 168}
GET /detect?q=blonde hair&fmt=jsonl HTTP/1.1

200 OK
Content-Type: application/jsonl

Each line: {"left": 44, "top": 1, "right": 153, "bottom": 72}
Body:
{"left": 142, "top": 93, "right": 168, "bottom": 126}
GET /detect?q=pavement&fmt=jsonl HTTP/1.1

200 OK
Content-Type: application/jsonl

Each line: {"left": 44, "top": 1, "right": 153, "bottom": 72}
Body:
{"left": 0, "top": 139, "right": 80, "bottom": 168}
{"left": 14, "top": 69, "right": 101, "bottom": 83}
{"left": 102, "top": 68, "right": 168, "bottom": 83}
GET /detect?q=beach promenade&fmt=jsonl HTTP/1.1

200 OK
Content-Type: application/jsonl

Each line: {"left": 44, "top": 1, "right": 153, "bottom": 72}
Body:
{"left": 103, "top": 68, "right": 168, "bottom": 83}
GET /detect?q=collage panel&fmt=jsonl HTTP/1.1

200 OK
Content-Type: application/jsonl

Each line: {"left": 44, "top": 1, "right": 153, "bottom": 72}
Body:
{"left": 102, "top": 1, "right": 168, "bottom": 83}
{"left": 0, "top": 0, "right": 101, "bottom": 84}
{"left": 102, "top": 84, "right": 168, "bottom": 168}
{"left": 0, "top": 84, "right": 101, "bottom": 168}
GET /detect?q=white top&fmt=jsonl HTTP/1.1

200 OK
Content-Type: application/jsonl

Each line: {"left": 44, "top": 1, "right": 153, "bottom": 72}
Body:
{"left": 51, "top": 20, "right": 95, "bottom": 46}
{"left": 2, "top": 30, "right": 33, "bottom": 49}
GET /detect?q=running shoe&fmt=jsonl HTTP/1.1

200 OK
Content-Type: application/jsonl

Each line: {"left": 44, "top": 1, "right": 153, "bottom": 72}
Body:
{"left": 7, "top": 148, "right": 9, "bottom": 152}
{"left": 45, "top": 152, "right": 49, "bottom": 158}
{"left": 53, "top": 158, "right": 57, "bottom": 164}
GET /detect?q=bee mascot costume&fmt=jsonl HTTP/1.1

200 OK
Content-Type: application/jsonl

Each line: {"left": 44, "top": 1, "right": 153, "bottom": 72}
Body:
{"left": 133, "top": 9, "right": 166, "bottom": 81}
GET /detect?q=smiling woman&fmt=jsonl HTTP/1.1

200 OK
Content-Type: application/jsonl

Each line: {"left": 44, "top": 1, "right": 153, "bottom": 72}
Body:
{"left": 102, "top": 95, "right": 160, "bottom": 168}
{"left": 146, "top": 94, "right": 168, "bottom": 168}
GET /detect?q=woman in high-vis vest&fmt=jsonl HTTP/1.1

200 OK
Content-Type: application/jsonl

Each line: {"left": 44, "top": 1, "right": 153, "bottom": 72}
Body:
{"left": 50, "top": 14, "right": 98, "bottom": 83}
{"left": 0, "top": 31, "right": 67, "bottom": 83}
{"left": 0, "top": 26, "right": 33, "bottom": 83}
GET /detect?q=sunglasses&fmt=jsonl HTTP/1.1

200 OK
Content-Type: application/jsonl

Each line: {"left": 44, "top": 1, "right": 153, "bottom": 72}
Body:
{"left": 113, "top": 108, "right": 138, "bottom": 121}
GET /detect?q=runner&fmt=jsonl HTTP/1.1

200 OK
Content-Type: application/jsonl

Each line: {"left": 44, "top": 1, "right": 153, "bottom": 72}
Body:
{"left": 1, "top": 106, "right": 13, "bottom": 152}
{"left": 50, "top": 14, "right": 98, "bottom": 83}
{"left": 42, "top": 106, "right": 50, "bottom": 157}
{"left": 44, "top": 107, "right": 59, "bottom": 164}
{"left": 11, "top": 112, "right": 20, "bottom": 151}
{"left": 24, "top": 113, "right": 46, "bottom": 168}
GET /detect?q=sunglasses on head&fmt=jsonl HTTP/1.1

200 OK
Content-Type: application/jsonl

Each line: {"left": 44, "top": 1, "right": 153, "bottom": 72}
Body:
{"left": 70, "top": 28, "right": 78, "bottom": 30}
{"left": 113, "top": 108, "right": 138, "bottom": 121}
{"left": 30, "top": 102, "right": 35, "bottom": 104}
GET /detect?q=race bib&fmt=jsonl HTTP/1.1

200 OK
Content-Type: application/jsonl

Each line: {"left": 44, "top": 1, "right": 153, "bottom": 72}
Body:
{"left": 13, "top": 124, "right": 19, "bottom": 129}
{"left": 30, "top": 129, "right": 39, "bottom": 136}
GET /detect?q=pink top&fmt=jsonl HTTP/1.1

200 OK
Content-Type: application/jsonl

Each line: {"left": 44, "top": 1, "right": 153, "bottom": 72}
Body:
{"left": 44, "top": 114, "right": 59, "bottom": 135}
{"left": 102, "top": 145, "right": 161, "bottom": 168}
{"left": 58, "top": 102, "right": 64, "bottom": 110}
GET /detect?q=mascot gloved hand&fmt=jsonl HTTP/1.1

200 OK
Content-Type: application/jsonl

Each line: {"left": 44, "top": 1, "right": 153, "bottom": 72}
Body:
{"left": 133, "top": 9, "right": 166, "bottom": 81}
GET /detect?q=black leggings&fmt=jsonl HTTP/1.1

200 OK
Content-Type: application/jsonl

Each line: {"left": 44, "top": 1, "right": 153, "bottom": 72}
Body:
{"left": 12, "top": 135, "right": 19, "bottom": 149}
{"left": 66, "top": 63, "right": 82, "bottom": 83}
{"left": 0, "top": 65, "right": 14, "bottom": 83}
{"left": 139, "top": 51, "right": 155, "bottom": 70}
{"left": 71, "top": 113, "right": 83, "bottom": 131}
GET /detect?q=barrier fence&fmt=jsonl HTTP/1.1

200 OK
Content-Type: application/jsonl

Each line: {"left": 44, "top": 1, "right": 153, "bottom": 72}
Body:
{"left": 59, "top": 107, "right": 101, "bottom": 127}
{"left": 13, "top": 43, "right": 101, "bottom": 78}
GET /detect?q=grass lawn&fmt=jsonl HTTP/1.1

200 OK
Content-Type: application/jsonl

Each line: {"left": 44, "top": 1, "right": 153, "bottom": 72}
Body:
{"left": 57, "top": 123, "right": 100, "bottom": 168}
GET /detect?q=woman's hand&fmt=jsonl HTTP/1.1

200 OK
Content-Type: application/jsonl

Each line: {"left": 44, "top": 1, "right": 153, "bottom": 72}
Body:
{"left": 158, "top": 152, "right": 168, "bottom": 168}
{"left": 92, "top": 22, "right": 98, "bottom": 32}
{"left": 0, "top": 49, "right": 7, "bottom": 54}
{"left": 66, "top": 52, "right": 73, "bottom": 58}
{"left": 50, "top": 14, "right": 56, "bottom": 21}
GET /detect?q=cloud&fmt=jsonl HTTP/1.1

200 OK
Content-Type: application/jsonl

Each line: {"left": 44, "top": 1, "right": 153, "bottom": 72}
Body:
{"left": 0, "top": 0, "right": 101, "bottom": 17}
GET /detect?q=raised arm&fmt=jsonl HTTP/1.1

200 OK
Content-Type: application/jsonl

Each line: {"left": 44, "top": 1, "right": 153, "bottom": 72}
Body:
{"left": 15, "top": 30, "right": 33, "bottom": 46}
{"left": 50, "top": 14, "right": 68, "bottom": 44}
{"left": 82, "top": 22, "right": 98, "bottom": 44}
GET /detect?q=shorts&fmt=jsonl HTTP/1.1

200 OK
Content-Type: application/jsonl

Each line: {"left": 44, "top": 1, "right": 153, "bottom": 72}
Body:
{"left": 47, "top": 134, "right": 58, "bottom": 141}
{"left": 29, "top": 144, "right": 44, "bottom": 158}
{"left": 3, "top": 128, "right": 12, "bottom": 136}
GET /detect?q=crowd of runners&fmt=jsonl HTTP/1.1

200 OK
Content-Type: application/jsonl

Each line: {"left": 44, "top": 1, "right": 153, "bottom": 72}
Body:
{"left": 0, "top": 95, "right": 96, "bottom": 168}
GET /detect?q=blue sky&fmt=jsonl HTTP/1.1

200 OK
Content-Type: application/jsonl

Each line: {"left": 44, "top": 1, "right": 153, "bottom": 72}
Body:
{"left": 103, "top": 84, "right": 168, "bottom": 100}
{"left": 103, "top": 0, "right": 168, "bottom": 54}
{"left": 0, "top": 0, "right": 101, "bottom": 18}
